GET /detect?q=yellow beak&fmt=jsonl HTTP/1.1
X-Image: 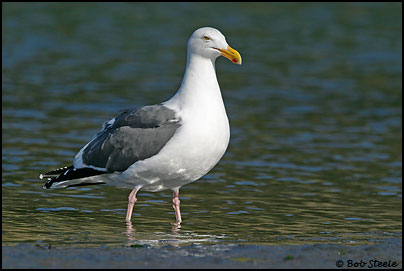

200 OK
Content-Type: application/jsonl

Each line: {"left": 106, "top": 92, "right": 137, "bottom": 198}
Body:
{"left": 216, "top": 45, "right": 242, "bottom": 65}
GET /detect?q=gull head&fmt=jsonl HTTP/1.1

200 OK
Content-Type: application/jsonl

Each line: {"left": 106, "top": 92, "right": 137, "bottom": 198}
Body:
{"left": 187, "top": 27, "right": 242, "bottom": 65}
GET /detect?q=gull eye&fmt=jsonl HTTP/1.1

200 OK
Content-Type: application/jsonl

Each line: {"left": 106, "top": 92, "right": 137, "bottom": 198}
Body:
{"left": 202, "top": 36, "right": 211, "bottom": 41}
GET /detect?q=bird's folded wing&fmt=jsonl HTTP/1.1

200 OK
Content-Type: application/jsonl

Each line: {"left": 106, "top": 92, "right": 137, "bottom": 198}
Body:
{"left": 74, "top": 104, "right": 181, "bottom": 172}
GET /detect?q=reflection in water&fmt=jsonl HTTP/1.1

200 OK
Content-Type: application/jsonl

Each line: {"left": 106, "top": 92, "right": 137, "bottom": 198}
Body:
{"left": 125, "top": 221, "right": 136, "bottom": 238}
{"left": 124, "top": 220, "right": 229, "bottom": 248}
{"left": 171, "top": 222, "right": 182, "bottom": 234}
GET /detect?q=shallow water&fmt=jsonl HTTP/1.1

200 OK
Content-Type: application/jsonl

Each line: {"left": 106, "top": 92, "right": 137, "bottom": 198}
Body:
{"left": 2, "top": 3, "right": 402, "bottom": 248}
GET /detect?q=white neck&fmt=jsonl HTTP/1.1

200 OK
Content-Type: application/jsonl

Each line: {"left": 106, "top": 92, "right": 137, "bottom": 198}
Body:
{"left": 164, "top": 53, "right": 224, "bottom": 112}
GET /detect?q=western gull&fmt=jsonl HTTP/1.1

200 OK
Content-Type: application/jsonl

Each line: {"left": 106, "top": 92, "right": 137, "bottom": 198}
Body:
{"left": 39, "top": 27, "right": 242, "bottom": 224}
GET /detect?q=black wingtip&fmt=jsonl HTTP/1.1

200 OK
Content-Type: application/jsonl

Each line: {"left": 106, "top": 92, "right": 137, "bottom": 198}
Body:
{"left": 43, "top": 180, "right": 53, "bottom": 189}
{"left": 40, "top": 165, "right": 74, "bottom": 189}
{"left": 40, "top": 165, "right": 107, "bottom": 189}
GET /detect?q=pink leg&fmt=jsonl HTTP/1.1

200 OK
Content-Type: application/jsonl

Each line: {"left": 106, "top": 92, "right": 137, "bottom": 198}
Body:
{"left": 126, "top": 188, "right": 139, "bottom": 222}
{"left": 172, "top": 189, "right": 182, "bottom": 224}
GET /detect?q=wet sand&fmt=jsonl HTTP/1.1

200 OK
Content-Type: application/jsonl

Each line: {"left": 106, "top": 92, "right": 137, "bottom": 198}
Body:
{"left": 2, "top": 238, "right": 401, "bottom": 269}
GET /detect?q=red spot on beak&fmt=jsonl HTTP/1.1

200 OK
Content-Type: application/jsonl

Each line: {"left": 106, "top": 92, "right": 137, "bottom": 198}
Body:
{"left": 232, "top": 59, "right": 237, "bottom": 63}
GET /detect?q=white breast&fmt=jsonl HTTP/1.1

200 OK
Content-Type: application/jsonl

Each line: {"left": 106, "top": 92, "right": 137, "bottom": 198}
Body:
{"left": 114, "top": 54, "right": 231, "bottom": 192}
{"left": 117, "top": 101, "right": 229, "bottom": 192}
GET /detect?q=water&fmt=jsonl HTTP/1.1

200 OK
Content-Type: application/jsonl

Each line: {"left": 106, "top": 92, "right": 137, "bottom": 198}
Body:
{"left": 2, "top": 3, "right": 402, "bottom": 248}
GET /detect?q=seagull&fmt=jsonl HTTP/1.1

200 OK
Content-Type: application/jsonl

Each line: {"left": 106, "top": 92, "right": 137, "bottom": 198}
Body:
{"left": 40, "top": 27, "right": 242, "bottom": 224}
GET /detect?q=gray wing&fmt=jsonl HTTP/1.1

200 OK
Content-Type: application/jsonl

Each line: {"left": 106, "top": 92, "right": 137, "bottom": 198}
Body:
{"left": 80, "top": 104, "right": 181, "bottom": 172}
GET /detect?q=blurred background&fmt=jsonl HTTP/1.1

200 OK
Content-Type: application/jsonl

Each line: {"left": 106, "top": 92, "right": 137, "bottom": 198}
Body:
{"left": 2, "top": 3, "right": 402, "bottom": 247}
